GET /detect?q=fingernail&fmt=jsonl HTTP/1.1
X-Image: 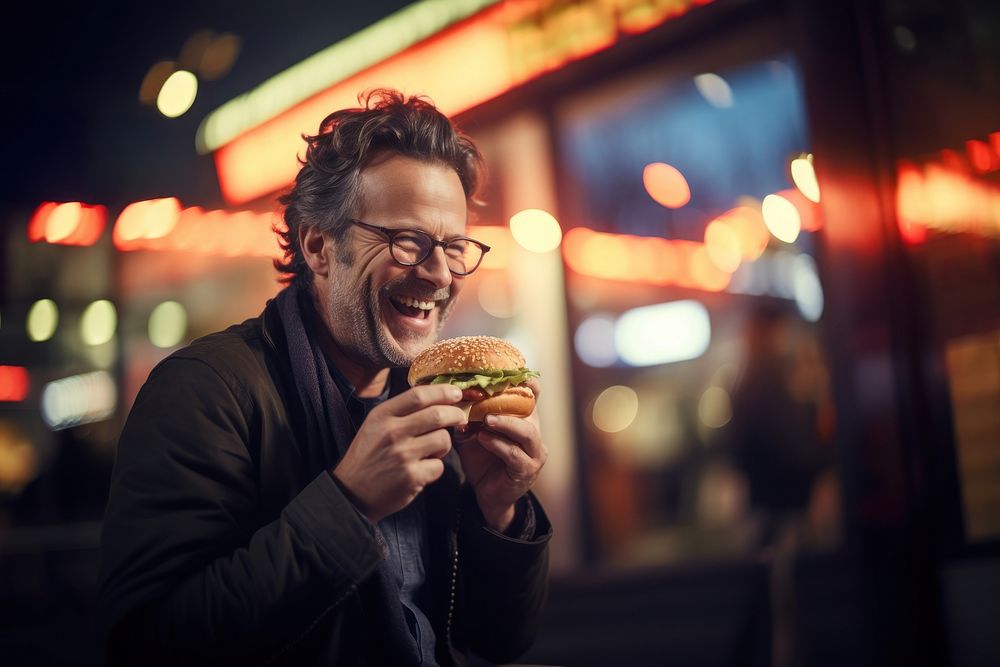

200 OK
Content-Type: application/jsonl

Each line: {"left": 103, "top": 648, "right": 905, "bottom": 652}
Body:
{"left": 485, "top": 415, "right": 496, "bottom": 426}
{"left": 448, "top": 387, "right": 462, "bottom": 400}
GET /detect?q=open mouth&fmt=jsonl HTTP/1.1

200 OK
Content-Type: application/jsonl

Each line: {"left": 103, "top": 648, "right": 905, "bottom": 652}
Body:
{"left": 389, "top": 294, "right": 437, "bottom": 320}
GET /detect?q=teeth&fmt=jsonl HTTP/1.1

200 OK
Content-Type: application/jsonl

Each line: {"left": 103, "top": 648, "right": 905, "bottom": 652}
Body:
{"left": 394, "top": 295, "right": 435, "bottom": 310}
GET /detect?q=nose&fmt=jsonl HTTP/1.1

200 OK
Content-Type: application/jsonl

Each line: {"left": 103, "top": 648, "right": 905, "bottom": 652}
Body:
{"left": 414, "top": 245, "right": 453, "bottom": 288}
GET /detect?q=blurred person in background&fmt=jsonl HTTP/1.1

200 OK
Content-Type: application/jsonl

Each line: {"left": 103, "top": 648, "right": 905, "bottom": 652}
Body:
{"left": 99, "top": 90, "right": 551, "bottom": 666}
{"left": 726, "top": 300, "right": 838, "bottom": 552}
{"left": 725, "top": 300, "right": 839, "bottom": 667}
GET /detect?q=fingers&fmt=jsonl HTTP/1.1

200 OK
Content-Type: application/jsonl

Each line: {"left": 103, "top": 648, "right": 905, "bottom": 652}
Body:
{"left": 409, "top": 429, "right": 453, "bottom": 460}
{"left": 406, "top": 403, "right": 468, "bottom": 436}
{"left": 381, "top": 384, "right": 463, "bottom": 417}
{"left": 414, "top": 457, "right": 445, "bottom": 486}
{"left": 524, "top": 377, "right": 541, "bottom": 399}
{"left": 476, "top": 430, "right": 540, "bottom": 482}
{"left": 480, "top": 415, "right": 544, "bottom": 460}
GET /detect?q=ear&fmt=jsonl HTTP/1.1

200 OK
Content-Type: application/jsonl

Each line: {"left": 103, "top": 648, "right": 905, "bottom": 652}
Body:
{"left": 300, "top": 225, "right": 332, "bottom": 278}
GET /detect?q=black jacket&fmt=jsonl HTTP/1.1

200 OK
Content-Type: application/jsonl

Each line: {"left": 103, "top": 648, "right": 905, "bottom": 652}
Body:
{"left": 99, "top": 298, "right": 551, "bottom": 665}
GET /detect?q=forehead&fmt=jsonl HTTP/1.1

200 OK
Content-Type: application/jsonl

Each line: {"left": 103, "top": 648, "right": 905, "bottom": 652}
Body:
{"left": 356, "top": 154, "right": 468, "bottom": 233}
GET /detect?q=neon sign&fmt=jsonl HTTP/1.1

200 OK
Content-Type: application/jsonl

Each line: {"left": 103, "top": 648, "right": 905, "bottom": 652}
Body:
{"left": 209, "top": 0, "right": 713, "bottom": 204}
{"left": 897, "top": 131, "right": 1000, "bottom": 243}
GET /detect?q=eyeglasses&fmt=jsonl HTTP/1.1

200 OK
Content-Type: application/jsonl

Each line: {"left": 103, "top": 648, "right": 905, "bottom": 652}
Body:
{"left": 348, "top": 219, "right": 491, "bottom": 276}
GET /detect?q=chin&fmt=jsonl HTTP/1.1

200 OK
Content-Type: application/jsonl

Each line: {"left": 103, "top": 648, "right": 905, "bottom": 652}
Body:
{"left": 377, "top": 317, "right": 439, "bottom": 367}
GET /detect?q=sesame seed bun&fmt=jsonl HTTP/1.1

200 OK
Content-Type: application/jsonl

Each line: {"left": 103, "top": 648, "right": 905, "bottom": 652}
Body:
{"left": 408, "top": 336, "right": 527, "bottom": 386}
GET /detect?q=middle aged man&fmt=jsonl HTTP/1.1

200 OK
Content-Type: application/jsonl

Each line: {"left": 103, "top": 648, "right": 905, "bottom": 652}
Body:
{"left": 99, "top": 89, "right": 551, "bottom": 666}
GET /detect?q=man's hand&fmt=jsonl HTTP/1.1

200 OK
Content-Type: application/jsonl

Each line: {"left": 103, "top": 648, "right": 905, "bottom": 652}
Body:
{"left": 332, "top": 385, "right": 467, "bottom": 524}
{"left": 454, "top": 378, "right": 548, "bottom": 533}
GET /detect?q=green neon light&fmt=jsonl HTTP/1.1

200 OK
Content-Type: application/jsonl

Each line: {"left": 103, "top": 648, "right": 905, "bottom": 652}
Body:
{"left": 196, "top": 0, "right": 501, "bottom": 154}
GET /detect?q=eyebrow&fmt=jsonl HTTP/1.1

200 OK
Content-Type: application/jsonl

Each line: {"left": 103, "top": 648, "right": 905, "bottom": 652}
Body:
{"left": 356, "top": 219, "right": 475, "bottom": 241}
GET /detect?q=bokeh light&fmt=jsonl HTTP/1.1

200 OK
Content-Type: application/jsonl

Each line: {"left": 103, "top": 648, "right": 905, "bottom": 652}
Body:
{"left": 965, "top": 139, "right": 997, "bottom": 174}
{"left": 80, "top": 300, "right": 118, "bottom": 346}
{"left": 893, "top": 26, "right": 917, "bottom": 52}
{"left": 157, "top": 70, "right": 198, "bottom": 118}
{"left": 0, "top": 421, "right": 37, "bottom": 492}
{"left": 895, "top": 161, "right": 929, "bottom": 244}
{"left": 178, "top": 30, "right": 214, "bottom": 71}
{"left": 791, "top": 153, "right": 821, "bottom": 203}
{"left": 615, "top": 300, "right": 711, "bottom": 366}
{"left": 0, "top": 366, "right": 30, "bottom": 402}
{"left": 41, "top": 371, "right": 116, "bottom": 431}
{"left": 762, "top": 193, "right": 802, "bottom": 243}
{"left": 643, "top": 162, "right": 691, "bottom": 209}
{"left": 563, "top": 229, "right": 725, "bottom": 288}
{"left": 725, "top": 206, "right": 769, "bottom": 260}
{"left": 149, "top": 301, "right": 188, "bottom": 348}
{"left": 698, "top": 386, "right": 733, "bottom": 428}
{"left": 689, "top": 246, "right": 732, "bottom": 292}
{"left": 27, "top": 299, "right": 59, "bottom": 342}
{"left": 200, "top": 33, "right": 242, "bottom": 80}
{"left": 694, "top": 72, "right": 734, "bottom": 108}
{"left": 574, "top": 314, "right": 618, "bottom": 367}
{"left": 563, "top": 228, "right": 631, "bottom": 281}
{"left": 509, "top": 209, "right": 562, "bottom": 253}
{"left": 28, "top": 202, "right": 107, "bottom": 246}
{"left": 139, "top": 61, "right": 175, "bottom": 105}
{"left": 793, "top": 254, "right": 824, "bottom": 322}
{"left": 113, "top": 198, "right": 182, "bottom": 246}
{"left": 704, "top": 218, "right": 742, "bottom": 273}
{"left": 592, "top": 385, "right": 640, "bottom": 433}
{"left": 44, "top": 202, "right": 82, "bottom": 242}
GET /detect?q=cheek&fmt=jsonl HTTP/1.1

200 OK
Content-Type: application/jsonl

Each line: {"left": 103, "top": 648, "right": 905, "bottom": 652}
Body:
{"left": 354, "top": 257, "right": 395, "bottom": 293}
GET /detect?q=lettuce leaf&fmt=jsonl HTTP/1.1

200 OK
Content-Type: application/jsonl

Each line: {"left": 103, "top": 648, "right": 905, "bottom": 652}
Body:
{"left": 428, "top": 368, "right": 540, "bottom": 394}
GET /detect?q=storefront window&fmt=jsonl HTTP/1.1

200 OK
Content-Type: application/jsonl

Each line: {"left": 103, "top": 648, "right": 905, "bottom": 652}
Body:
{"left": 555, "top": 53, "right": 841, "bottom": 566}
{"left": 881, "top": 0, "right": 1000, "bottom": 543}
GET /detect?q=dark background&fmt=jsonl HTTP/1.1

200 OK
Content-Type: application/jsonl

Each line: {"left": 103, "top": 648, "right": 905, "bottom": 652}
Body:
{"left": 0, "top": 1, "right": 415, "bottom": 215}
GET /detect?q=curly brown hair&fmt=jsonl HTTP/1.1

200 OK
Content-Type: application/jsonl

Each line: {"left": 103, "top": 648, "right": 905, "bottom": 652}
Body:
{"left": 274, "top": 89, "right": 486, "bottom": 287}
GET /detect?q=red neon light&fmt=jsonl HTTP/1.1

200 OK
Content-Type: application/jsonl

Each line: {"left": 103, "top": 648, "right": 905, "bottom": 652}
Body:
{"left": 28, "top": 202, "right": 107, "bottom": 246}
{"left": 896, "top": 155, "right": 1000, "bottom": 244}
{"left": 113, "top": 198, "right": 182, "bottom": 248}
{"left": 562, "top": 227, "right": 731, "bottom": 292}
{"left": 27, "top": 202, "right": 56, "bottom": 241}
{"left": 966, "top": 139, "right": 998, "bottom": 174}
{"left": 214, "top": 0, "right": 715, "bottom": 204}
{"left": 896, "top": 161, "right": 928, "bottom": 244}
{"left": 113, "top": 199, "right": 282, "bottom": 258}
{"left": 895, "top": 130, "right": 1000, "bottom": 243}
{"left": 0, "top": 366, "right": 30, "bottom": 402}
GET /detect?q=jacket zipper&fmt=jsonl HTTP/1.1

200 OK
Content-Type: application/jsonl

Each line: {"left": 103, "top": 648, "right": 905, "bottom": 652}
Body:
{"left": 445, "top": 504, "right": 460, "bottom": 648}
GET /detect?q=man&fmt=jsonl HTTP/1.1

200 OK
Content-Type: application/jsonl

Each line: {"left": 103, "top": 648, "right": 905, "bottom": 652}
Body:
{"left": 99, "top": 89, "right": 551, "bottom": 666}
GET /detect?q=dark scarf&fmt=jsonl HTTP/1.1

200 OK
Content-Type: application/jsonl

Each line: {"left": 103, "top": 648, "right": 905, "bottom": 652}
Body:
{"left": 274, "top": 284, "right": 426, "bottom": 666}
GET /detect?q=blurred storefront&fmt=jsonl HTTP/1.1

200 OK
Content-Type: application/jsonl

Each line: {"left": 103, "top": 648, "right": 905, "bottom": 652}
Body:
{"left": 1, "top": 0, "right": 998, "bottom": 665}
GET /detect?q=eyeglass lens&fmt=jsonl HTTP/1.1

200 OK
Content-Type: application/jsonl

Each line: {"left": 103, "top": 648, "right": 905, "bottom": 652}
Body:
{"left": 391, "top": 230, "right": 483, "bottom": 274}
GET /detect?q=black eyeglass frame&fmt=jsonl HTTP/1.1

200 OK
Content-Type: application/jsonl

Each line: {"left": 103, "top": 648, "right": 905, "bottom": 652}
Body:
{"left": 348, "top": 219, "right": 491, "bottom": 276}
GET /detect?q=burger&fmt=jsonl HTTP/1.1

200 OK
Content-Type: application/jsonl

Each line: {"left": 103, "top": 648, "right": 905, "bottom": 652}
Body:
{"left": 408, "top": 336, "right": 540, "bottom": 421}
